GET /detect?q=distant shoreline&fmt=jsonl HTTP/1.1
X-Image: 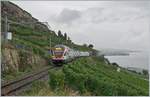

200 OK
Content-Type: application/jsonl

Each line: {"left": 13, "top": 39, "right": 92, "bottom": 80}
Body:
{"left": 104, "top": 52, "right": 148, "bottom": 70}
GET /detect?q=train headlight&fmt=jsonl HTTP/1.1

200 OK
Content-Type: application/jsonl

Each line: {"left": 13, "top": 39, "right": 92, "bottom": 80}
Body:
{"left": 52, "top": 56, "right": 55, "bottom": 58}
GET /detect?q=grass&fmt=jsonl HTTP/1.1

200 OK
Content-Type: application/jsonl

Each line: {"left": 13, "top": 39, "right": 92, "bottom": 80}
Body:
{"left": 2, "top": 66, "right": 32, "bottom": 81}
{"left": 48, "top": 57, "right": 149, "bottom": 96}
{"left": 20, "top": 81, "right": 81, "bottom": 96}
{"left": 2, "top": 63, "right": 49, "bottom": 81}
{"left": 19, "top": 57, "right": 149, "bottom": 96}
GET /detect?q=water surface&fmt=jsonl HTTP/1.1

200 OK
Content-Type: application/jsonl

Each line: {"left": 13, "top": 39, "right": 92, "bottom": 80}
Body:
{"left": 105, "top": 52, "right": 149, "bottom": 70}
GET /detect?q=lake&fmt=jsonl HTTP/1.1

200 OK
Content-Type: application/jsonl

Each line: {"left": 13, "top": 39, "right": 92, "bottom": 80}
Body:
{"left": 104, "top": 52, "right": 149, "bottom": 70}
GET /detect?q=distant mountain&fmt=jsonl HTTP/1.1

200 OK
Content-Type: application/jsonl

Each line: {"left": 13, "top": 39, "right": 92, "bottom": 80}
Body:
{"left": 99, "top": 48, "right": 141, "bottom": 52}
{"left": 127, "top": 67, "right": 147, "bottom": 74}
{"left": 97, "top": 48, "right": 142, "bottom": 56}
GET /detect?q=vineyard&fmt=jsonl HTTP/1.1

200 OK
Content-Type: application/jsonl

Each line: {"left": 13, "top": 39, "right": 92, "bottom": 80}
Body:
{"left": 48, "top": 57, "right": 149, "bottom": 96}
{"left": 2, "top": 1, "right": 149, "bottom": 96}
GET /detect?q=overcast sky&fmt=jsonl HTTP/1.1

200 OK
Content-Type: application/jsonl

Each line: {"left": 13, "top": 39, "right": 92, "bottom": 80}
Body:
{"left": 12, "top": 1, "right": 150, "bottom": 51}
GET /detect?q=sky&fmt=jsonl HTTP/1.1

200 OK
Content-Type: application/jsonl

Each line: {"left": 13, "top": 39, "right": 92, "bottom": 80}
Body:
{"left": 12, "top": 1, "right": 150, "bottom": 51}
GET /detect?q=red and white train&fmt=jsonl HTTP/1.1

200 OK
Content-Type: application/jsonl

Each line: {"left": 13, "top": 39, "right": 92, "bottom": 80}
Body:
{"left": 51, "top": 45, "right": 89, "bottom": 64}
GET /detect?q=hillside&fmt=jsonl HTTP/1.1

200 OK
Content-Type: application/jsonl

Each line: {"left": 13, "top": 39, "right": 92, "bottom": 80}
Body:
{"left": 1, "top": 1, "right": 92, "bottom": 52}
{"left": 1, "top": 1, "right": 92, "bottom": 79}
{"left": 21, "top": 56, "right": 149, "bottom": 96}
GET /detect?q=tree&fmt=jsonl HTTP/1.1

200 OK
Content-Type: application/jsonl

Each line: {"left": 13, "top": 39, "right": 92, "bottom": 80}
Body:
{"left": 111, "top": 62, "right": 119, "bottom": 67}
{"left": 143, "top": 70, "right": 148, "bottom": 75}
{"left": 64, "top": 33, "right": 67, "bottom": 40}
{"left": 67, "top": 37, "right": 72, "bottom": 43}
{"left": 68, "top": 37, "right": 70, "bottom": 41}
{"left": 83, "top": 44, "right": 87, "bottom": 47}
{"left": 58, "top": 30, "right": 63, "bottom": 37}
{"left": 88, "top": 44, "right": 94, "bottom": 49}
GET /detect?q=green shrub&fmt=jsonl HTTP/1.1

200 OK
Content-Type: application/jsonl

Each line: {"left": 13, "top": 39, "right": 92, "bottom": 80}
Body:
{"left": 48, "top": 69, "right": 65, "bottom": 90}
{"left": 63, "top": 66, "right": 87, "bottom": 93}
{"left": 61, "top": 57, "right": 149, "bottom": 96}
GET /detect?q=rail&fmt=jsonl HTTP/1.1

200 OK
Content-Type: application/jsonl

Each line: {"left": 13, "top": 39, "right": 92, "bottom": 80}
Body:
{"left": 1, "top": 66, "right": 55, "bottom": 96}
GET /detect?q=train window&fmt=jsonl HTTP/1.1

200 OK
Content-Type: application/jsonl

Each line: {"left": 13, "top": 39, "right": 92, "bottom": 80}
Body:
{"left": 54, "top": 51, "right": 63, "bottom": 56}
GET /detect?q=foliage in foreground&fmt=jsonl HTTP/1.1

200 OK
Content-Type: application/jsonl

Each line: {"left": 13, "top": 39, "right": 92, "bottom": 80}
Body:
{"left": 48, "top": 57, "right": 149, "bottom": 96}
{"left": 20, "top": 81, "right": 81, "bottom": 96}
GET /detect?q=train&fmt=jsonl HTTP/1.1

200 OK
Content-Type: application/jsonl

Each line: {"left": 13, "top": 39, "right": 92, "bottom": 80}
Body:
{"left": 51, "top": 44, "right": 90, "bottom": 64}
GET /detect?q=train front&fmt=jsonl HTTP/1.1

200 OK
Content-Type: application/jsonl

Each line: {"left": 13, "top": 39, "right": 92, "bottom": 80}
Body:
{"left": 51, "top": 46, "right": 65, "bottom": 63}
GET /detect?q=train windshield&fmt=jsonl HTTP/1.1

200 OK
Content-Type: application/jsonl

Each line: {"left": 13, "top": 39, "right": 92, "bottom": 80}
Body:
{"left": 54, "top": 51, "right": 64, "bottom": 56}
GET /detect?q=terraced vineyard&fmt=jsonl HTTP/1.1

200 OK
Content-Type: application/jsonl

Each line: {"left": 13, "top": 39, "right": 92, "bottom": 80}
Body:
{"left": 49, "top": 57, "right": 149, "bottom": 96}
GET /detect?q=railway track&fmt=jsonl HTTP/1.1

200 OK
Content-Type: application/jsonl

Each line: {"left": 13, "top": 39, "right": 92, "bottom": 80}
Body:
{"left": 1, "top": 66, "right": 58, "bottom": 96}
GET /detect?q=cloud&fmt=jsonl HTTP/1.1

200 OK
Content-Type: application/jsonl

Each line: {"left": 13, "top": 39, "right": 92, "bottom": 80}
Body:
{"left": 48, "top": 5, "right": 149, "bottom": 51}
{"left": 12, "top": 1, "right": 150, "bottom": 51}
{"left": 53, "top": 6, "right": 149, "bottom": 26}
{"left": 85, "top": 7, "right": 149, "bottom": 23}
{"left": 52, "top": 8, "right": 81, "bottom": 25}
